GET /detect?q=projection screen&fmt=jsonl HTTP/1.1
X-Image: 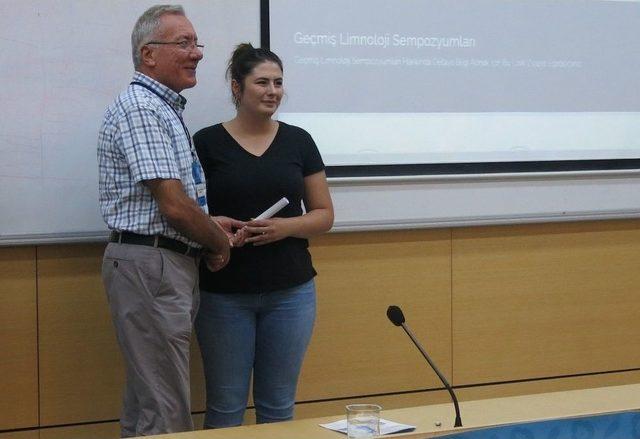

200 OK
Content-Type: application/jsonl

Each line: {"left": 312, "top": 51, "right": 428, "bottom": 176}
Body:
{"left": 266, "top": 0, "right": 640, "bottom": 176}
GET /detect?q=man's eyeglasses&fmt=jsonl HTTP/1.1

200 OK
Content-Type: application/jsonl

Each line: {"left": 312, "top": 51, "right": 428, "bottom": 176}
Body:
{"left": 146, "top": 40, "right": 204, "bottom": 52}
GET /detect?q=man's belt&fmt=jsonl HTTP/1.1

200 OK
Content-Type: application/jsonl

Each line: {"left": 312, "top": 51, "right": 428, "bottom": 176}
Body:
{"left": 109, "top": 231, "right": 201, "bottom": 257}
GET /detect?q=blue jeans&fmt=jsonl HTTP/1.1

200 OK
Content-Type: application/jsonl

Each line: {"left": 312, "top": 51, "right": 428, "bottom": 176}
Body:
{"left": 195, "top": 279, "right": 316, "bottom": 428}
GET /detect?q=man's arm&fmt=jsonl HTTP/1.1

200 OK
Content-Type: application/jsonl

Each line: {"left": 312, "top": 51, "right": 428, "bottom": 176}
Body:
{"left": 145, "top": 178, "right": 230, "bottom": 260}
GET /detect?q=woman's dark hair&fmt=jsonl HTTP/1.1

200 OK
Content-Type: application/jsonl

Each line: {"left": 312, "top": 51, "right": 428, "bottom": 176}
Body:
{"left": 227, "top": 43, "right": 283, "bottom": 107}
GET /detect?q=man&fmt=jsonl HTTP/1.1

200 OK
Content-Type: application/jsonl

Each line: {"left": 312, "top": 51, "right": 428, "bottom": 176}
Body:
{"left": 97, "top": 5, "right": 237, "bottom": 437}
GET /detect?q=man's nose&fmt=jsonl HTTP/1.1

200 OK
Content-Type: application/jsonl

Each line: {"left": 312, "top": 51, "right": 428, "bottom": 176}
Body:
{"left": 191, "top": 47, "right": 203, "bottom": 60}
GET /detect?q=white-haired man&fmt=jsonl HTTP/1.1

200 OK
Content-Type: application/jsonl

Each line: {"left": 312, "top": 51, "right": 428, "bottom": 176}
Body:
{"left": 98, "top": 5, "right": 240, "bottom": 436}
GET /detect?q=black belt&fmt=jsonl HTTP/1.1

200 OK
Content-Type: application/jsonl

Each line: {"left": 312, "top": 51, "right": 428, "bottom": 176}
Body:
{"left": 109, "top": 231, "right": 201, "bottom": 257}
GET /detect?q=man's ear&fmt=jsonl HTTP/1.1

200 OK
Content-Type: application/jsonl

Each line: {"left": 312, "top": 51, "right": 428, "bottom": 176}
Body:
{"left": 140, "top": 45, "right": 157, "bottom": 67}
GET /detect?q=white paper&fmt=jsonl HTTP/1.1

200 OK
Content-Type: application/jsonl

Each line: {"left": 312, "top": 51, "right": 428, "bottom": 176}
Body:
{"left": 319, "top": 418, "right": 416, "bottom": 435}
{"left": 255, "top": 197, "right": 289, "bottom": 220}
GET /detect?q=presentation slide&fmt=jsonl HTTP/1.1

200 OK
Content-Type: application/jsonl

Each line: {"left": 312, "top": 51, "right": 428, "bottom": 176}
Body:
{"left": 269, "top": 0, "right": 640, "bottom": 166}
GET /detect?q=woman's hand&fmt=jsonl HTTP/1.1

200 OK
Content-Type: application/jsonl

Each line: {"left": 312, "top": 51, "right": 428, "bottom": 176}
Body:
{"left": 241, "top": 171, "right": 334, "bottom": 246}
{"left": 243, "top": 217, "right": 296, "bottom": 246}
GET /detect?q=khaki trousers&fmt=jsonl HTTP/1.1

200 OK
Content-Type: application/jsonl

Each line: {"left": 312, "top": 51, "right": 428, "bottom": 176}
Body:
{"left": 102, "top": 242, "right": 200, "bottom": 437}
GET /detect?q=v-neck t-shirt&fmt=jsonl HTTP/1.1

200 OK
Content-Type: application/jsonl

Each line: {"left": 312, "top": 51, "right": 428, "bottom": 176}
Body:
{"left": 194, "top": 121, "right": 325, "bottom": 294}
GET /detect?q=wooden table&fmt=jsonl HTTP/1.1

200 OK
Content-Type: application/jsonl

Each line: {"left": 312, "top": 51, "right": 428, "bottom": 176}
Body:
{"left": 144, "top": 383, "right": 640, "bottom": 438}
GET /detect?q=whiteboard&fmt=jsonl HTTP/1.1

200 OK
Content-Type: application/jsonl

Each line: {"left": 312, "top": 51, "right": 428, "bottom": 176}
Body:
{"left": 1, "top": 0, "right": 639, "bottom": 245}
{"left": 0, "top": 0, "right": 259, "bottom": 244}
{"left": 329, "top": 171, "right": 640, "bottom": 232}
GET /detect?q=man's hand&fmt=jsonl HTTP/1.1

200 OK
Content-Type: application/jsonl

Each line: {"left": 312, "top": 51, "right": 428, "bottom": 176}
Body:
{"left": 203, "top": 251, "right": 228, "bottom": 272}
{"left": 211, "top": 216, "right": 247, "bottom": 247}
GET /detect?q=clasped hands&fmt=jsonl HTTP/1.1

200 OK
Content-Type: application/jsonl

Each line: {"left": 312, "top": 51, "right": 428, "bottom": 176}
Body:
{"left": 204, "top": 215, "right": 292, "bottom": 271}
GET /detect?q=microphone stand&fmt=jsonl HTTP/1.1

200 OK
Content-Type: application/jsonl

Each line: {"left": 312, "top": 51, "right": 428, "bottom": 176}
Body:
{"left": 400, "top": 322, "right": 462, "bottom": 428}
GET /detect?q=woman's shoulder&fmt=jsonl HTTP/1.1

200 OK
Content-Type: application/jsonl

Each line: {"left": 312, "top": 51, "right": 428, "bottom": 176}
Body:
{"left": 193, "top": 123, "right": 225, "bottom": 141}
{"left": 277, "top": 121, "right": 313, "bottom": 141}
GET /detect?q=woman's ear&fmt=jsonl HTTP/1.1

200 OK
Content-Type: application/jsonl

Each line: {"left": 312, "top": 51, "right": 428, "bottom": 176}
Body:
{"left": 231, "top": 79, "right": 241, "bottom": 104}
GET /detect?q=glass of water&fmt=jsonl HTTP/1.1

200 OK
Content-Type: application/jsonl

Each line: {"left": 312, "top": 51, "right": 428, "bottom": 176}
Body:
{"left": 346, "top": 404, "right": 382, "bottom": 438}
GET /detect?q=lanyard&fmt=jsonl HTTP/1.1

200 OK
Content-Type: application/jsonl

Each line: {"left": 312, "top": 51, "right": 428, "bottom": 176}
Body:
{"left": 130, "top": 81, "right": 196, "bottom": 159}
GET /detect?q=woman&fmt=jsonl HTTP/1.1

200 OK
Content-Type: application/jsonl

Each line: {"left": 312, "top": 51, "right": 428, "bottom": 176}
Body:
{"left": 193, "top": 43, "right": 334, "bottom": 428}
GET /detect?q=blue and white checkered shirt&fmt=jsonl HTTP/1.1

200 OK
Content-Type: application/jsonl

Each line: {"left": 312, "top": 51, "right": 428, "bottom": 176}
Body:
{"left": 98, "top": 72, "right": 207, "bottom": 247}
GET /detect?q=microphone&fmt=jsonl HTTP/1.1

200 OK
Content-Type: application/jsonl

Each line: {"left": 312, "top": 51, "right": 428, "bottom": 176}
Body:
{"left": 386, "top": 305, "right": 462, "bottom": 428}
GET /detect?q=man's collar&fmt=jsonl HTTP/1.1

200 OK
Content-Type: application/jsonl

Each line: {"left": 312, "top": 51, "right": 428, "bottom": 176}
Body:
{"left": 131, "top": 72, "right": 187, "bottom": 110}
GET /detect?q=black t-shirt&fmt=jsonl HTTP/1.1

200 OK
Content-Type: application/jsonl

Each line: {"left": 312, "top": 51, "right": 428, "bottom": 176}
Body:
{"left": 194, "top": 122, "right": 325, "bottom": 294}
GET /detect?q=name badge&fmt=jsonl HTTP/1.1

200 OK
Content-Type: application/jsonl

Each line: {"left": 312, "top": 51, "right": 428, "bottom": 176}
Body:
{"left": 191, "top": 161, "right": 208, "bottom": 209}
